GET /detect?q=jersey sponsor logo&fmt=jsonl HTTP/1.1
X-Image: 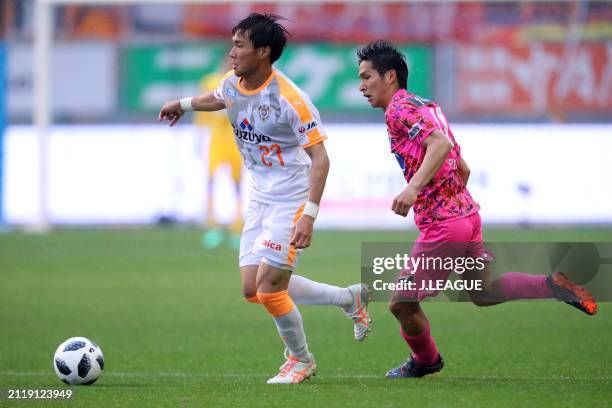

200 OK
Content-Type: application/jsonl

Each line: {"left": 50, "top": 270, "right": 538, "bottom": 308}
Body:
{"left": 226, "top": 88, "right": 237, "bottom": 97}
{"left": 233, "top": 126, "right": 272, "bottom": 144}
{"left": 299, "top": 121, "right": 317, "bottom": 134}
{"left": 306, "top": 121, "right": 317, "bottom": 131}
{"left": 258, "top": 104, "right": 271, "bottom": 121}
{"left": 407, "top": 123, "right": 422, "bottom": 140}
{"left": 261, "top": 239, "right": 282, "bottom": 251}
{"left": 240, "top": 118, "right": 254, "bottom": 131}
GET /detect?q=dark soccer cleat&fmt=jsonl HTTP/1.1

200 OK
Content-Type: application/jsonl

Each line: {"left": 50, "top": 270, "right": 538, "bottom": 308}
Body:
{"left": 385, "top": 354, "right": 444, "bottom": 379}
{"left": 546, "top": 272, "right": 598, "bottom": 315}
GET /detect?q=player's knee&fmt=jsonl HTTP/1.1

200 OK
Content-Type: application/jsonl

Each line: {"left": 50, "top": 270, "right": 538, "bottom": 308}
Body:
{"left": 241, "top": 280, "right": 258, "bottom": 302}
{"left": 242, "top": 288, "right": 256, "bottom": 298}
{"left": 256, "top": 262, "right": 290, "bottom": 292}
{"left": 243, "top": 289, "right": 259, "bottom": 303}
{"left": 257, "top": 275, "right": 284, "bottom": 290}
{"left": 388, "top": 300, "right": 399, "bottom": 316}
{"left": 388, "top": 299, "right": 416, "bottom": 319}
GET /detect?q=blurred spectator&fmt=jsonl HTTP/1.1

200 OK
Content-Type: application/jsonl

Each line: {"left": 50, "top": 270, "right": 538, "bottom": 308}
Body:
{"left": 2, "top": 0, "right": 33, "bottom": 39}
{"left": 183, "top": 4, "right": 232, "bottom": 39}
{"left": 62, "top": 6, "right": 126, "bottom": 40}
{"left": 130, "top": 5, "right": 183, "bottom": 35}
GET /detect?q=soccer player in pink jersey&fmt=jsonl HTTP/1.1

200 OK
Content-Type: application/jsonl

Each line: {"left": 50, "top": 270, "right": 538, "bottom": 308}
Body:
{"left": 357, "top": 40, "right": 598, "bottom": 379}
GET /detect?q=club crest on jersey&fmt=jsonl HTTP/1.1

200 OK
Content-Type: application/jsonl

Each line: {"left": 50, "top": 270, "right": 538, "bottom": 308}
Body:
{"left": 258, "top": 105, "right": 271, "bottom": 121}
{"left": 407, "top": 123, "right": 422, "bottom": 140}
{"left": 240, "top": 118, "right": 254, "bottom": 132}
{"left": 226, "top": 88, "right": 237, "bottom": 97}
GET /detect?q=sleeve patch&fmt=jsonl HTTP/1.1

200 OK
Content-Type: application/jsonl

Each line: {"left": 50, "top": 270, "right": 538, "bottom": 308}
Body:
{"left": 407, "top": 122, "right": 423, "bottom": 140}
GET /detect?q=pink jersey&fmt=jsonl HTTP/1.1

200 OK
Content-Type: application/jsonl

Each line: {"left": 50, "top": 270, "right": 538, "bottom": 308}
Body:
{"left": 385, "top": 89, "right": 479, "bottom": 228}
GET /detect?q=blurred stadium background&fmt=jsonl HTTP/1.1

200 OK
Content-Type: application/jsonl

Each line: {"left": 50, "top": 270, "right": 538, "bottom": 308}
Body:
{"left": 1, "top": 0, "right": 611, "bottom": 229}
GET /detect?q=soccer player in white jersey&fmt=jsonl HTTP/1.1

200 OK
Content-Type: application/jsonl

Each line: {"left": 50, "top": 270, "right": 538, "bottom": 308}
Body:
{"left": 159, "top": 13, "right": 370, "bottom": 384}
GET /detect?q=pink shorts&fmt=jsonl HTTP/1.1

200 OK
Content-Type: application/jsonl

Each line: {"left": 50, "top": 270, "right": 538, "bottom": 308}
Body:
{"left": 396, "top": 212, "right": 486, "bottom": 302}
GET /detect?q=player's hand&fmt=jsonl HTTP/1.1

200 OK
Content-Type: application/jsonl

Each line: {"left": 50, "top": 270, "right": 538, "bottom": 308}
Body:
{"left": 158, "top": 100, "right": 185, "bottom": 127}
{"left": 290, "top": 215, "right": 315, "bottom": 249}
{"left": 392, "top": 185, "right": 418, "bottom": 217}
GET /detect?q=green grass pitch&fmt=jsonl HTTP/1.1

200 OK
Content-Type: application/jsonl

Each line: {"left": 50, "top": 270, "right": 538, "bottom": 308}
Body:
{"left": 1, "top": 228, "right": 611, "bottom": 407}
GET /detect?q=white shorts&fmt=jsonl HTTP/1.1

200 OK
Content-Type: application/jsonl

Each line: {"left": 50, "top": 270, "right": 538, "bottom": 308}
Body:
{"left": 239, "top": 200, "right": 305, "bottom": 271}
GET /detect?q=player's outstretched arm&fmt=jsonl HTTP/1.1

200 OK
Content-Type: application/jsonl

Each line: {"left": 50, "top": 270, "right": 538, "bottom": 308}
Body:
{"left": 158, "top": 92, "right": 225, "bottom": 127}
{"left": 291, "top": 142, "right": 330, "bottom": 249}
{"left": 392, "top": 130, "right": 453, "bottom": 216}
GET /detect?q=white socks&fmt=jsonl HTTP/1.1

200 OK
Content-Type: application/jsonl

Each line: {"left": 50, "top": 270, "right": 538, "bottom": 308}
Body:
{"left": 273, "top": 306, "right": 310, "bottom": 362}
{"left": 289, "top": 275, "right": 353, "bottom": 307}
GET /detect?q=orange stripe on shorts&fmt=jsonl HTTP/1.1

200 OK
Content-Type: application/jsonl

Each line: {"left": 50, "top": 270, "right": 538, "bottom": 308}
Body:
{"left": 287, "top": 203, "right": 306, "bottom": 266}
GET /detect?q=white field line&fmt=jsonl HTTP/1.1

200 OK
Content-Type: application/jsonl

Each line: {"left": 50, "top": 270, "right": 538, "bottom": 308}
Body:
{"left": 1, "top": 371, "right": 610, "bottom": 381}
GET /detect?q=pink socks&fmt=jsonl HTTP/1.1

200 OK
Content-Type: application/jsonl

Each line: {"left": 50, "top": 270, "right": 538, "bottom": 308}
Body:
{"left": 492, "top": 272, "right": 553, "bottom": 300}
{"left": 400, "top": 322, "right": 439, "bottom": 366}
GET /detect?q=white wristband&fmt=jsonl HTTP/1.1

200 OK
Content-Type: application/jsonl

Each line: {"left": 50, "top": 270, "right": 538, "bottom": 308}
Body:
{"left": 179, "top": 97, "right": 194, "bottom": 112}
{"left": 303, "top": 201, "right": 319, "bottom": 219}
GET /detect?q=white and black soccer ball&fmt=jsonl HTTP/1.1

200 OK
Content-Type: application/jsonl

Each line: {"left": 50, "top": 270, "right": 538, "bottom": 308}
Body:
{"left": 53, "top": 337, "right": 104, "bottom": 385}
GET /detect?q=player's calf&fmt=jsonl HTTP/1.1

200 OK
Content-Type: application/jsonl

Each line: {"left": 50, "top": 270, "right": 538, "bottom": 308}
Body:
{"left": 388, "top": 297, "right": 424, "bottom": 331}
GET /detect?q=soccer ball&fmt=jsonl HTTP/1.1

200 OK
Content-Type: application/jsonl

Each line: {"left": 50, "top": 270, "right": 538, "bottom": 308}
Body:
{"left": 53, "top": 337, "right": 104, "bottom": 385}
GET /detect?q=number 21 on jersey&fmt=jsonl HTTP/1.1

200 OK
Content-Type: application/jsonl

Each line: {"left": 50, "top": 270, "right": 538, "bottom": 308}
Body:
{"left": 259, "top": 144, "right": 285, "bottom": 167}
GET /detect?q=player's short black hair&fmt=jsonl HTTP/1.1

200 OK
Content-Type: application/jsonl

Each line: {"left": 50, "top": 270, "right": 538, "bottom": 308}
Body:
{"left": 232, "top": 13, "right": 289, "bottom": 64}
{"left": 357, "top": 40, "right": 408, "bottom": 90}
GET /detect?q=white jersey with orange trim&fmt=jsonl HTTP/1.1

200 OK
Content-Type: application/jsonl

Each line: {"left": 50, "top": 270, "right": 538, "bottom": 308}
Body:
{"left": 213, "top": 68, "right": 327, "bottom": 203}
